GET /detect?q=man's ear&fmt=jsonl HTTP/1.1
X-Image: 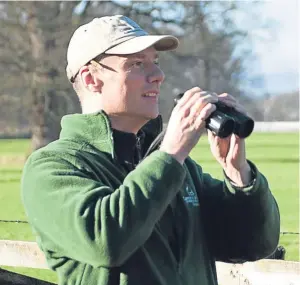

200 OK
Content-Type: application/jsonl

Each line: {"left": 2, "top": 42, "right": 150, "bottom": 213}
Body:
{"left": 79, "top": 65, "right": 103, "bottom": 93}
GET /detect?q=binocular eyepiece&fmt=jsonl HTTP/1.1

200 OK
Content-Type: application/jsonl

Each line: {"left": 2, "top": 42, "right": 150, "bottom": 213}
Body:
{"left": 174, "top": 93, "right": 254, "bottom": 138}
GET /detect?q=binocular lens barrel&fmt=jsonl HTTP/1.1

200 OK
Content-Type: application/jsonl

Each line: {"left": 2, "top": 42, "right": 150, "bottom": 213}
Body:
{"left": 206, "top": 111, "right": 235, "bottom": 138}
{"left": 174, "top": 93, "right": 255, "bottom": 138}
{"left": 234, "top": 116, "right": 255, "bottom": 138}
{"left": 213, "top": 101, "right": 254, "bottom": 138}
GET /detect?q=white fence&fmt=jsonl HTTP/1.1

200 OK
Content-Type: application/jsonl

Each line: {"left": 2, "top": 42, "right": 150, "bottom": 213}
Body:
{"left": 0, "top": 240, "right": 299, "bottom": 285}
{"left": 253, "top": 122, "right": 299, "bottom": 133}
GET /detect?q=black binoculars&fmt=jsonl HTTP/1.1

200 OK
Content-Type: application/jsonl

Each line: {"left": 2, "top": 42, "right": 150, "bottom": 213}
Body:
{"left": 174, "top": 93, "right": 254, "bottom": 138}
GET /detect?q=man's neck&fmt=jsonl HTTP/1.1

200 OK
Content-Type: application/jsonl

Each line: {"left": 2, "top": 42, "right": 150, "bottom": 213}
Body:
{"left": 81, "top": 105, "right": 148, "bottom": 134}
{"left": 108, "top": 114, "right": 148, "bottom": 134}
{"left": 81, "top": 98, "right": 102, "bottom": 114}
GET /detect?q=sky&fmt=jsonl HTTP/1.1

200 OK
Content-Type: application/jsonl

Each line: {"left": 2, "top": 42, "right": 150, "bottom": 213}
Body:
{"left": 248, "top": 0, "right": 299, "bottom": 95}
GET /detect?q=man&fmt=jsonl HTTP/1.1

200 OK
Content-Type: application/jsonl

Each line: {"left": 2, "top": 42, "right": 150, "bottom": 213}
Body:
{"left": 21, "top": 15, "right": 280, "bottom": 285}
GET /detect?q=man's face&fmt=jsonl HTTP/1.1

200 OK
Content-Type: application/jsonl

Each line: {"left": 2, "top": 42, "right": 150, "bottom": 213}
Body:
{"left": 97, "top": 46, "right": 165, "bottom": 127}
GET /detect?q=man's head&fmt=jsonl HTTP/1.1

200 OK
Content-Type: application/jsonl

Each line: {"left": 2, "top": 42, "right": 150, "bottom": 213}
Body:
{"left": 66, "top": 15, "right": 179, "bottom": 132}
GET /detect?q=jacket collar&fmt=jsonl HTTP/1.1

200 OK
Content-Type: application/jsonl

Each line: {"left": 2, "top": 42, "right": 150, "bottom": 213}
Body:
{"left": 59, "top": 111, "right": 163, "bottom": 159}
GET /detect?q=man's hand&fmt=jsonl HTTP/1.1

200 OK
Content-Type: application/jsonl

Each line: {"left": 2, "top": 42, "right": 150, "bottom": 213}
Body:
{"left": 207, "top": 93, "right": 252, "bottom": 186}
{"left": 160, "top": 87, "right": 218, "bottom": 165}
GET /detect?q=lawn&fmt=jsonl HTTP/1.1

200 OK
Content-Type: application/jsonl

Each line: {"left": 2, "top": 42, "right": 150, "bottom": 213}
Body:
{"left": 0, "top": 133, "right": 299, "bottom": 282}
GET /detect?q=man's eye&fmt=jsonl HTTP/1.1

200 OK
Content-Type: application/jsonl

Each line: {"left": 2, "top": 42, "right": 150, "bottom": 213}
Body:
{"left": 132, "top": 61, "right": 143, "bottom": 67}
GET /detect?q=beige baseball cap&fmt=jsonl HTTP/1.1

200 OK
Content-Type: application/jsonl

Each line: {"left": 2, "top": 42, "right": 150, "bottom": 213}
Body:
{"left": 66, "top": 15, "right": 179, "bottom": 82}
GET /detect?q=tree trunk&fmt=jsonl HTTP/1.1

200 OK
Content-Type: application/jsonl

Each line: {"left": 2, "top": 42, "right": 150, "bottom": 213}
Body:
{"left": 26, "top": 2, "right": 60, "bottom": 151}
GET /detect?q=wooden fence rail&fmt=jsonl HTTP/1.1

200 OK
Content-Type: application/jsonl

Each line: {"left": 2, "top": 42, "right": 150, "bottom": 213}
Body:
{"left": 0, "top": 240, "right": 299, "bottom": 285}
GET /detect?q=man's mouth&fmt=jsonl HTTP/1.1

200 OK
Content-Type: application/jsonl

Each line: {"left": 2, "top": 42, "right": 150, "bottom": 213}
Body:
{"left": 142, "top": 92, "right": 158, "bottom": 97}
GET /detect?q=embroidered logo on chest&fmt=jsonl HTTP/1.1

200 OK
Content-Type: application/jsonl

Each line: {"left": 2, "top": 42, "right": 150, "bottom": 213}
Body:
{"left": 183, "top": 184, "right": 199, "bottom": 207}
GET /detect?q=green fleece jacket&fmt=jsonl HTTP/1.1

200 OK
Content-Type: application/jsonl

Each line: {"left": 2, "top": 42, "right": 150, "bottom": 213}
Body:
{"left": 21, "top": 111, "right": 280, "bottom": 285}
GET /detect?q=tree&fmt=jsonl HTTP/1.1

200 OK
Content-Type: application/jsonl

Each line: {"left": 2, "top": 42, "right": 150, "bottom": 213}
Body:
{"left": 0, "top": 1, "right": 272, "bottom": 149}
{"left": 0, "top": 2, "right": 83, "bottom": 150}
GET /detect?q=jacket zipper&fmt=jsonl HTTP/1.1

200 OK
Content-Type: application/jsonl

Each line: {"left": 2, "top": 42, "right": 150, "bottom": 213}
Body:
{"left": 136, "top": 136, "right": 142, "bottom": 163}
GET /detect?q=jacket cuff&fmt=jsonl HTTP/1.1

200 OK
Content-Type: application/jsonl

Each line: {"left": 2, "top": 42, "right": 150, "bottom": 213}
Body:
{"left": 224, "top": 160, "right": 260, "bottom": 195}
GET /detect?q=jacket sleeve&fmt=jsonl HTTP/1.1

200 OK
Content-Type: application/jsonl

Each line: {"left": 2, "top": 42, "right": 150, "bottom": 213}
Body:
{"left": 21, "top": 149, "right": 186, "bottom": 268}
{"left": 188, "top": 158, "right": 280, "bottom": 263}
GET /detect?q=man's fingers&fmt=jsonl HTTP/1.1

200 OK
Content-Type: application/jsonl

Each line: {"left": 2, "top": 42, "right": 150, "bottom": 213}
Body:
{"left": 188, "top": 92, "right": 217, "bottom": 113}
{"left": 198, "top": 102, "right": 217, "bottom": 121}
{"left": 176, "top": 88, "right": 218, "bottom": 109}
{"left": 175, "top": 87, "right": 202, "bottom": 107}
{"left": 193, "top": 103, "right": 217, "bottom": 129}
{"left": 184, "top": 91, "right": 211, "bottom": 113}
{"left": 207, "top": 129, "right": 215, "bottom": 144}
{"left": 188, "top": 94, "right": 217, "bottom": 118}
{"left": 175, "top": 89, "right": 218, "bottom": 121}
{"left": 218, "top": 93, "right": 236, "bottom": 101}
{"left": 218, "top": 94, "right": 236, "bottom": 107}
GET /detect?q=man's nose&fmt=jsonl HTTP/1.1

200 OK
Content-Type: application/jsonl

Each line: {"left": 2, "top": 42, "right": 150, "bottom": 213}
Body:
{"left": 147, "top": 64, "right": 165, "bottom": 84}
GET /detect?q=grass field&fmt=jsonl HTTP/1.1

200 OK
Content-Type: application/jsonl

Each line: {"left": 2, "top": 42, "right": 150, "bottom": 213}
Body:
{"left": 0, "top": 133, "right": 299, "bottom": 283}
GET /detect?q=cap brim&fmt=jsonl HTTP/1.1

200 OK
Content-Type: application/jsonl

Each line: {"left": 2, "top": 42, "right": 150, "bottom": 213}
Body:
{"left": 104, "top": 35, "right": 179, "bottom": 55}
